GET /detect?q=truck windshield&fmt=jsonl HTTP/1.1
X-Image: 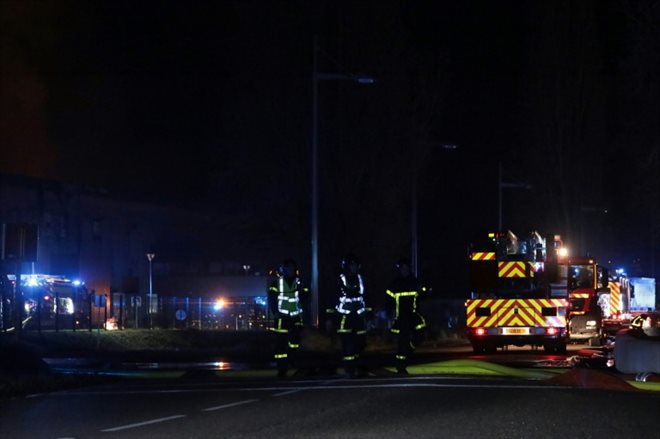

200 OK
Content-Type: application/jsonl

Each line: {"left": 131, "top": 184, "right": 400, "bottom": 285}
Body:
{"left": 569, "top": 264, "right": 594, "bottom": 289}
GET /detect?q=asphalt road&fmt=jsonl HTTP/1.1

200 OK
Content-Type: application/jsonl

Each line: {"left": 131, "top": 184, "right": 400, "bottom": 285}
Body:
{"left": 1, "top": 373, "right": 659, "bottom": 439}
{"left": 3, "top": 343, "right": 656, "bottom": 439}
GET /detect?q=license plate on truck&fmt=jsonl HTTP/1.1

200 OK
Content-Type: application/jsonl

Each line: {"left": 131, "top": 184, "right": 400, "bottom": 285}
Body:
{"left": 503, "top": 327, "right": 529, "bottom": 335}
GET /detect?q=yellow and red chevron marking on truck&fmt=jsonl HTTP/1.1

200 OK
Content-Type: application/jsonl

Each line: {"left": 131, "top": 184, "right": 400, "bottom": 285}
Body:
{"left": 497, "top": 261, "right": 527, "bottom": 278}
{"left": 570, "top": 292, "right": 590, "bottom": 299}
{"left": 470, "top": 252, "right": 495, "bottom": 261}
{"left": 466, "top": 298, "right": 567, "bottom": 329}
{"left": 608, "top": 281, "right": 621, "bottom": 314}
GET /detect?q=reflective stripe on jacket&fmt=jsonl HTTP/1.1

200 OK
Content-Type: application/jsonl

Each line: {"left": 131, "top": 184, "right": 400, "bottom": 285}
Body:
{"left": 336, "top": 273, "right": 366, "bottom": 315}
{"left": 269, "top": 277, "right": 303, "bottom": 316}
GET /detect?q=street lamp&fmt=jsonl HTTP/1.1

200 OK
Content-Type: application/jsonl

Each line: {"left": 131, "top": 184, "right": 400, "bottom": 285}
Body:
{"left": 311, "top": 35, "right": 375, "bottom": 327}
{"left": 146, "top": 253, "right": 155, "bottom": 329}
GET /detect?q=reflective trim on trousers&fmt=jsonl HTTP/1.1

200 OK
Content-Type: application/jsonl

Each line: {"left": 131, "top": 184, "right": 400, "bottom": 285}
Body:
{"left": 277, "top": 309, "right": 302, "bottom": 316}
{"left": 386, "top": 290, "right": 418, "bottom": 298}
{"left": 343, "top": 355, "right": 356, "bottom": 361}
{"left": 274, "top": 353, "right": 288, "bottom": 359}
{"left": 396, "top": 354, "right": 407, "bottom": 360}
{"left": 288, "top": 342, "right": 300, "bottom": 349}
{"left": 339, "top": 296, "right": 364, "bottom": 303}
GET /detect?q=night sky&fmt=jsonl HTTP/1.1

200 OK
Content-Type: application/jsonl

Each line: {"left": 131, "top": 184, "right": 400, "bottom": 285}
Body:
{"left": 2, "top": 1, "right": 660, "bottom": 302}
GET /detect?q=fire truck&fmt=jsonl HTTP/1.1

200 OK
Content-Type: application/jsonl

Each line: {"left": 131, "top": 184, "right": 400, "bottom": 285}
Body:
{"left": 562, "top": 256, "right": 610, "bottom": 343}
{"left": 466, "top": 231, "right": 569, "bottom": 354}
{"left": 601, "top": 275, "right": 657, "bottom": 337}
{"left": 5, "top": 274, "right": 90, "bottom": 330}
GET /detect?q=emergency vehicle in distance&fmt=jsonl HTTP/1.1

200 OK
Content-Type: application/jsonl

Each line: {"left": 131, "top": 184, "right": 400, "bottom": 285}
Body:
{"left": 601, "top": 275, "right": 657, "bottom": 337}
{"left": 557, "top": 254, "right": 657, "bottom": 343}
{"left": 561, "top": 255, "right": 610, "bottom": 343}
{"left": 6, "top": 274, "right": 90, "bottom": 330}
{"left": 466, "top": 231, "right": 569, "bottom": 354}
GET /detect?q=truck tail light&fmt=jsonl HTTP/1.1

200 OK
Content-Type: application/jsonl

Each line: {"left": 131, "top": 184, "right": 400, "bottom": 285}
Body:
{"left": 475, "top": 328, "right": 486, "bottom": 336}
{"left": 546, "top": 327, "right": 558, "bottom": 335}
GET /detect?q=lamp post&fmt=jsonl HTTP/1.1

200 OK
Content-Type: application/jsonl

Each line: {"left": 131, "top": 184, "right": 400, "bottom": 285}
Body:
{"left": 498, "top": 161, "right": 532, "bottom": 231}
{"left": 579, "top": 206, "right": 608, "bottom": 256}
{"left": 146, "top": 253, "right": 155, "bottom": 329}
{"left": 311, "top": 35, "right": 374, "bottom": 327}
{"left": 411, "top": 143, "right": 457, "bottom": 277}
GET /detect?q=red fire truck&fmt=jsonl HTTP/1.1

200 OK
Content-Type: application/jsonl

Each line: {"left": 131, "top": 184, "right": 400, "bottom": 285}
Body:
{"left": 466, "top": 231, "right": 569, "bottom": 354}
{"left": 562, "top": 256, "right": 611, "bottom": 343}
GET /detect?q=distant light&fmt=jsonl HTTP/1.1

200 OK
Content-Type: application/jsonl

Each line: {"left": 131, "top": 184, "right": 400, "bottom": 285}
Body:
{"left": 355, "top": 76, "right": 375, "bottom": 84}
{"left": 26, "top": 277, "right": 39, "bottom": 287}
{"left": 72, "top": 280, "right": 82, "bottom": 286}
{"left": 213, "top": 361, "right": 229, "bottom": 370}
{"left": 546, "top": 327, "right": 558, "bottom": 335}
{"left": 44, "top": 295, "right": 50, "bottom": 301}
{"left": 255, "top": 297, "right": 267, "bottom": 306}
{"left": 213, "top": 298, "right": 226, "bottom": 311}
{"left": 616, "top": 268, "right": 625, "bottom": 276}
{"left": 558, "top": 248, "right": 569, "bottom": 258}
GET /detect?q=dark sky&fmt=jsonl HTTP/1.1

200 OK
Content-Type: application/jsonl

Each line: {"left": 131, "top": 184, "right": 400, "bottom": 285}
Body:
{"left": 3, "top": 0, "right": 660, "bottom": 297}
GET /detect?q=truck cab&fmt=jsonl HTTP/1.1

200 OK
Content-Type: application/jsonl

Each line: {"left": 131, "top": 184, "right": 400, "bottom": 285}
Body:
{"left": 562, "top": 257, "right": 609, "bottom": 342}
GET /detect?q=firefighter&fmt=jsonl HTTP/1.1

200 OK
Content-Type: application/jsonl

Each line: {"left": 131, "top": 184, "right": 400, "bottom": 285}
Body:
{"left": 386, "top": 257, "right": 426, "bottom": 374}
{"left": 335, "top": 253, "right": 367, "bottom": 377}
{"left": 630, "top": 314, "right": 648, "bottom": 338}
{"left": 268, "top": 259, "right": 307, "bottom": 377}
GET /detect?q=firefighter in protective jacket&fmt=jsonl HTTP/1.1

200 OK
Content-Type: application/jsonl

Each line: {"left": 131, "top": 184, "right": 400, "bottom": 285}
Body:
{"left": 386, "top": 258, "right": 426, "bottom": 374}
{"left": 268, "top": 259, "right": 308, "bottom": 377}
{"left": 335, "top": 253, "right": 367, "bottom": 377}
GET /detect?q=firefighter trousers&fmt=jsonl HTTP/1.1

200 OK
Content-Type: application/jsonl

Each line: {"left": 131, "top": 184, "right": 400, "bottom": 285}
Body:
{"left": 271, "top": 315, "right": 302, "bottom": 372}
{"left": 337, "top": 313, "right": 366, "bottom": 374}
{"left": 393, "top": 320, "right": 424, "bottom": 370}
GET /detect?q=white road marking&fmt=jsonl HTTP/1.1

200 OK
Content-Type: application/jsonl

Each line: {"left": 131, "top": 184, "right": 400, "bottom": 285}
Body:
{"left": 201, "top": 398, "right": 258, "bottom": 412}
{"left": 272, "top": 389, "right": 302, "bottom": 397}
{"left": 100, "top": 414, "right": 187, "bottom": 432}
{"left": 241, "top": 383, "right": 574, "bottom": 391}
{"left": 50, "top": 381, "right": 572, "bottom": 397}
{"left": 272, "top": 378, "right": 343, "bottom": 397}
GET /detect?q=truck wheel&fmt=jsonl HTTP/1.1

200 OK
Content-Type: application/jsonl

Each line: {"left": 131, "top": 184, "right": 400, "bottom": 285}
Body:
{"left": 555, "top": 342, "right": 567, "bottom": 354}
{"left": 485, "top": 344, "right": 497, "bottom": 354}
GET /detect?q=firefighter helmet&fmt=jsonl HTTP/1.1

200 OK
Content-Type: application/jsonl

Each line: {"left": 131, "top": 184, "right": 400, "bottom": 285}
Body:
{"left": 277, "top": 259, "right": 298, "bottom": 277}
{"left": 341, "top": 253, "right": 360, "bottom": 271}
{"left": 396, "top": 257, "right": 411, "bottom": 269}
